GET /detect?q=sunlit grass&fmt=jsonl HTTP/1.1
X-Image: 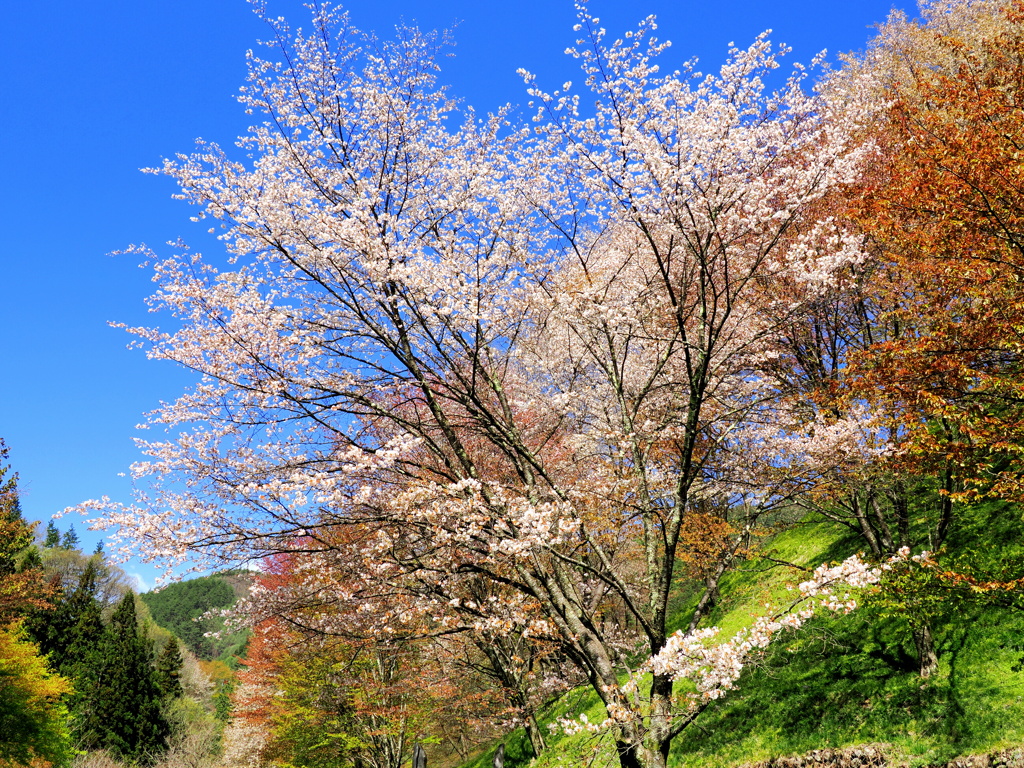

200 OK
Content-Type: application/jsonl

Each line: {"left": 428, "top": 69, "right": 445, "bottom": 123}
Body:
{"left": 458, "top": 506, "right": 1024, "bottom": 767}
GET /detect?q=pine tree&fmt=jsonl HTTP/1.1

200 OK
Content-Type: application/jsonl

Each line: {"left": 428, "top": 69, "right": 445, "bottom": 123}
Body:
{"left": 153, "top": 638, "right": 183, "bottom": 700}
{"left": 59, "top": 525, "right": 79, "bottom": 551}
{"left": 43, "top": 521, "right": 60, "bottom": 549}
{"left": 94, "top": 594, "right": 169, "bottom": 764}
{"left": 27, "top": 557, "right": 100, "bottom": 672}
{"left": 65, "top": 596, "right": 108, "bottom": 751}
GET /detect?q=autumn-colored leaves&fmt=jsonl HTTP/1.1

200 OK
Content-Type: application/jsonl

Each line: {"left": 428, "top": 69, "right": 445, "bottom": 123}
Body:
{"left": 850, "top": 0, "right": 1024, "bottom": 502}
{"left": 0, "top": 441, "right": 73, "bottom": 768}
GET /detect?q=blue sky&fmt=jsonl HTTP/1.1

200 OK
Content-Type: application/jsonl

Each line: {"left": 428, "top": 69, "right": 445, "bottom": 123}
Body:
{"left": 0, "top": 0, "right": 912, "bottom": 591}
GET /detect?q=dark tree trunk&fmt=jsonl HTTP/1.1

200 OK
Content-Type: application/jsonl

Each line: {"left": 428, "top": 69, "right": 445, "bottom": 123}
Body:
{"left": 614, "top": 740, "right": 646, "bottom": 768}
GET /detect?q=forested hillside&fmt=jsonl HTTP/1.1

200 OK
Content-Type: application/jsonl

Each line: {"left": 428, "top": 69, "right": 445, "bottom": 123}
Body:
{"left": 0, "top": 448, "right": 228, "bottom": 768}
{"left": 141, "top": 573, "right": 251, "bottom": 665}
{"left": 5, "top": 0, "right": 1024, "bottom": 767}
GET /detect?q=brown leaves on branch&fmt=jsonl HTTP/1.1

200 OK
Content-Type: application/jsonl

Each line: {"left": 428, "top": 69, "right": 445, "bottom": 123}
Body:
{"left": 849, "top": 0, "right": 1024, "bottom": 500}
{"left": 0, "top": 439, "right": 51, "bottom": 626}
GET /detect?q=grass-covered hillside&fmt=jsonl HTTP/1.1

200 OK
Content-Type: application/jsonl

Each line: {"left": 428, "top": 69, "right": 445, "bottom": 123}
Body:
{"left": 141, "top": 571, "right": 252, "bottom": 666}
{"left": 463, "top": 506, "right": 1024, "bottom": 768}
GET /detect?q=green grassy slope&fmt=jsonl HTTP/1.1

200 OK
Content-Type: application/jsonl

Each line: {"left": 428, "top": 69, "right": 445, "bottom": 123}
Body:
{"left": 466, "top": 509, "right": 1024, "bottom": 768}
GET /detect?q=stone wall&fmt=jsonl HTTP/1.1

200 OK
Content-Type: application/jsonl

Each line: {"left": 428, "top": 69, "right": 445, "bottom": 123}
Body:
{"left": 745, "top": 745, "right": 1024, "bottom": 768}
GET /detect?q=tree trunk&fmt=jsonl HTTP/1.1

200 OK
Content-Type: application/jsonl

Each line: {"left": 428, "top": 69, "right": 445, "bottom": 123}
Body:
{"left": 623, "top": 742, "right": 669, "bottom": 768}
{"left": 912, "top": 623, "right": 939, "bottom": 677}
{"left": 615, "top": 740, "right": 663, "bottom": 768}
{"left": 523, "top": 713, "right": 547, "bottom": 758}
{"left": 686, "top": 561, "right": 727, "bottom": 634}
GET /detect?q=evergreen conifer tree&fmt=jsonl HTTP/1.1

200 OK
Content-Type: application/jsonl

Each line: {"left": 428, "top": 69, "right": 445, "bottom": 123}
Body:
{"left": 153, "top": 638, "right": 183, "bottom": 700}
{"left": 66, "top": 596, "right": 108, "bottom": 752}
{"left": 28, "top": 558, "right": 100, "bottom": 672}
{"left": 42, "top": 521, "right": 60, "bottom": 549}
{"left": 59, "top": 525, "right": 79, "bottom": 551}
{"left": 93, "top": 594, "right": 169, "bottom": 764}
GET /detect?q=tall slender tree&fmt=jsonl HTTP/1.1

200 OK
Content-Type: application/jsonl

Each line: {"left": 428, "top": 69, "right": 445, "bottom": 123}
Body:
{"left": 43, "top": 520, "right": 60, "bottom": 549}
{"left": 154, "top": 638, "right": 184, "bottom": 700}
{"left": 76, "top": 594, "right": 169, "bottom": 763}
{"left": 59, "top": 526, "right": 79, "bottom": 551}
{"left": 67, "top": 593, "right": 108, "bottom": 752}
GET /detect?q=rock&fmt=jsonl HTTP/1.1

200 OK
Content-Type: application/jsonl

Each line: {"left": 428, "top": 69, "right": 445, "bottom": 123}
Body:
{"left": 737, "top": 743, "right": 1024, "bottom": 768}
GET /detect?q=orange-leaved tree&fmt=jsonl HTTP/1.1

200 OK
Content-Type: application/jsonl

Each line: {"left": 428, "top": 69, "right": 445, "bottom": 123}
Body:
{"left": 804, "top": 0, "right": 1024, "bottom": 674}
{"left": 851, "top": 0, "right": 1024, "bottom": 501}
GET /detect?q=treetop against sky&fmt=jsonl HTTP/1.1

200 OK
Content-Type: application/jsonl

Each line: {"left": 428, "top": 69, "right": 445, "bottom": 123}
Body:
{"left": 0, "top": 0, "right": 909, "bottom": 590}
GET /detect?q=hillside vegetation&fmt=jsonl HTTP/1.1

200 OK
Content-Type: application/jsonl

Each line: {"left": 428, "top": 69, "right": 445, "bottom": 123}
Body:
{"left": 141, "top": 572, "right": 251, "bottom": 665}
{"left": 7, "top": 0, "right": 1024, "bottom": 767}
{"left": 461, "top": 509, "right": 1024, "bottom": 768}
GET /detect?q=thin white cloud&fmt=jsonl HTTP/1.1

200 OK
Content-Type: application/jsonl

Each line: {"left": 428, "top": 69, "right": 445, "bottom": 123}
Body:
{"left": 130, "top": 572, "right": 151, "bottom": 593}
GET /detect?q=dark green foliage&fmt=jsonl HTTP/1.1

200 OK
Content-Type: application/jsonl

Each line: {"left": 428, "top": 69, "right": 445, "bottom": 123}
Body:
{"left": 59, "top": 524, "right": 79, "bottom": 550}
{"left": 28, "top": 559, "right": 178, "bottom": 765}
{"left": 27, "top": 539, "right": 134, "bottom": 674}
{"left": 141, "top": 574, "right": 248, "bottom": 662}
{"left": 43, "top": 520, "right": 60, "bottom": 548}
{"left": 213, "top": 678, "right": 234, "bottom": 722}
{"left": 154, "top": 638, "right": 183, "bottom": 700}
{"left": 75, "top": 594, "right": 169, "bottom": 764}
{"left": 66, "top": 597, "right": 104, "bottom": 679}
{"left": 67, "top": 597, "right": 111, "bottom": 752}
{"left": 28, "top": 557, "right": 100, "bottom": 673}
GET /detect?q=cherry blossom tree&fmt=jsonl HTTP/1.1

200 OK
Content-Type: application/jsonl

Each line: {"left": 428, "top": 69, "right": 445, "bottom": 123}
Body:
{"left": 76, "top": 4, "right": 874, "bottom": 766}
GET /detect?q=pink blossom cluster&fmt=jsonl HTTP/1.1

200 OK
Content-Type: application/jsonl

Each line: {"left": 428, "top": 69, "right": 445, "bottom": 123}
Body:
{"left": 647, "top": 554, "right": 886, "bottom": 697}
{"left": 549, "top": 553, "right": 899, "bottom": 738}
